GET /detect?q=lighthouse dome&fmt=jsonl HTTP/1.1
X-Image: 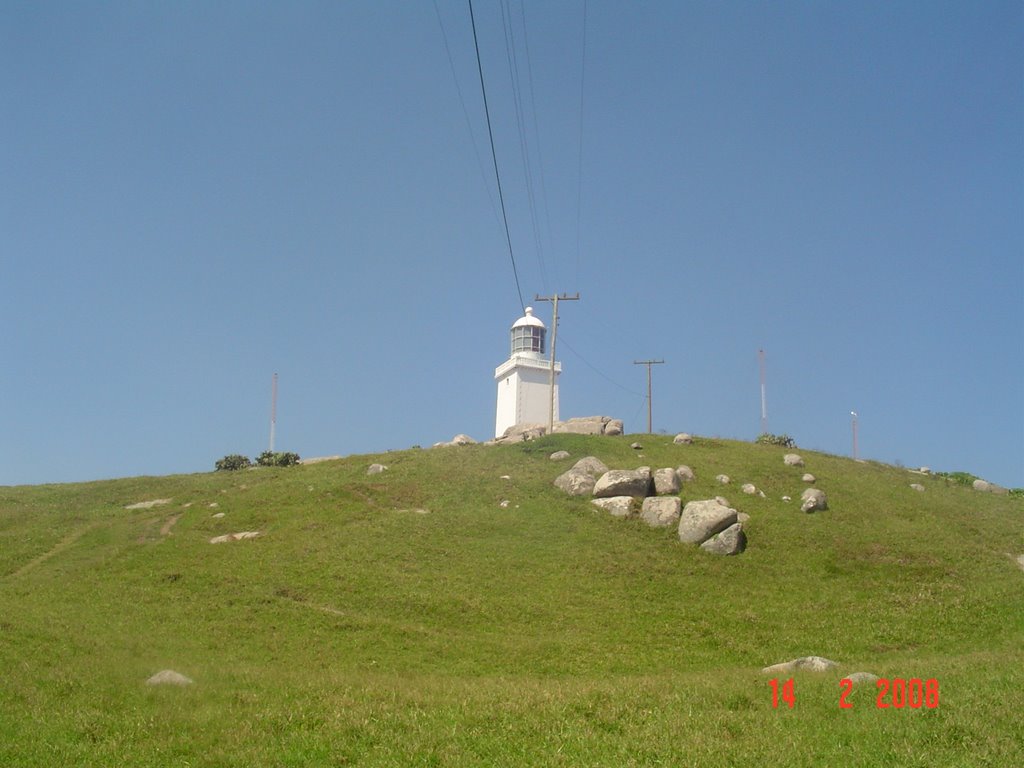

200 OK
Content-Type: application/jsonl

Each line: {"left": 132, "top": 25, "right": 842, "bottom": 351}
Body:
{"left": 510, "top": 307, "right": 546, "bottom": 356}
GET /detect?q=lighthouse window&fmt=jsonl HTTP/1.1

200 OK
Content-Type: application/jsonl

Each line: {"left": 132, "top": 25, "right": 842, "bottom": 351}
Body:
{"left": 512, "top": 326, "right": 545, "bottom": 354}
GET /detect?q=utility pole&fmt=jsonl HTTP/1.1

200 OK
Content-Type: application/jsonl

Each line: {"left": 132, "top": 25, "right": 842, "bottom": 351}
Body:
{"left": 759, "top": 349, "right": 768, "bottom": 434}
{"left": 534, "top": 292, "right": 580, "bottom": 432}
{"left": 633, "top": 359, "right": 665, "bottom": 434}
{"left": 269, "top": 372, "right": 278, "bottom": 452}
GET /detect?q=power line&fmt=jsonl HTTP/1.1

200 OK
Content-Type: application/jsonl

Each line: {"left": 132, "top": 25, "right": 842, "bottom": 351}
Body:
{"left": 468, "top": 0, "right": 525, "bottom": 310}
{"left": 574, "top": 0, "right": 589, "bottom": 288}
{"left": 633, "top": 359, "right": 665, "bottom": 434}
{"left": 431, "top": 0, "right": 501, "bottom": 229}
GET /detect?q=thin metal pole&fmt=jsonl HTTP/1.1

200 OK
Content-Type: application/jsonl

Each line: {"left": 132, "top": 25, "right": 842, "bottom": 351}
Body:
{"left": 269, "top": 373, "right": 278, "bottom": 452}
{"left": 759, "top": 349, "right": 767, "bottom": 434}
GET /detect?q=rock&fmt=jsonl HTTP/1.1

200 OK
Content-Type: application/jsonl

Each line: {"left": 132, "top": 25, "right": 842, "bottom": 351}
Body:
{"left": 919, "top": 467, "right": 931, "bottom": 474}
{"left": 299, "top": 456, "right": 342, "bottom": 465}
{"left": 800, "top": 488, "right": 828, "bottom": 513}
{"left": 208, "top": 503, "right": 219, "bottom": 508}
{"left": 146, "top": 670, "right": 193, "bottom": 686}
{"left": 847, "top": 672, "right": 879, "bottom": 684}
{"left": 802, "top": 473, "right": 816, "bottom": 484}
{"left": 781, "top": 496, "right": 791, "bottom": 502}
{"left": 640, "top": 497, "right": 682, "bottom": 528}
{"left": 1016, "top": 554, "right": 1024, "bottom": 571}
{"left": 499, "top": 500, "right": 510, "bottom": 508}
{"left": 605, "top": 419, "right": 624, "bottom": 436}
{"left": 678, "top": 499, "right": 738, "bottom": 544}
{"left": 673, "top": 433, "right": 693, "bottom": 445}
{"left": 784, "top": 454, "right": 805, "bottom": 467}
{"left": 761, "top": 656, "right": 840, "bottom": 674}
{"left": 212, "top": 512, "right": 225, "bottom": 519}
{"left": 554, "top": 469, "right": 596, "bottom": 496}
{"left": 741, "top": 483, "right": 757, "bottom": 495}
{"left": 973, "top": 479, "right": 1008, "bottom": 495}
{"left": 716, "top": 474, "right": 730, "bottom": 485}
{"left": 450, "top": 434, "right": 476, "bottom": 446}
{"left": 630, "top": 442, "right": 643, "bottom": 450}
{"left": 591, "top": 496, "right": 635, "bottom": 518}
{"left": 653, "top": 468, "right": 681, "bottom": 495}
{"left": 676, "top": 465, "right": 695, "bottom": 483}
{"left": 758, "top": 490, "right": 767, "bottom": 498}
{"left": 549, "top": 450, "right": 571, "bottom": 461}
{"left": 573, "top": 456, "right": 609, "bottom": 477}
{"left": 910, "top": 483, "right": 925, "bottom": 492}
{"left": 494, "top": 424, "right": 547, "bottom": 444}
{"left": 714, "top": 496, "right": 730, "bottom": 507}
{"left": 500, "top": 475, "right": 511, "bottom": 480}
{"left": 593, "top": 469, "right": 652, "bottom": 498}
{"left": 209, "top": 531, "right": 261, "bottom": 544}
{"left": 125, "top": 499, "right": 172, "bottom": 510}
{"left": 737, "top": 512, "right": 751, "bottom": 523}
{"left": 700, "top": 523, "right": 746, "bottom": 555}
{"left": 367, "top": 463, "right": 387, "bottom": 475}
{"left": 552, "top": 416, "right": 611, "bottom": 435}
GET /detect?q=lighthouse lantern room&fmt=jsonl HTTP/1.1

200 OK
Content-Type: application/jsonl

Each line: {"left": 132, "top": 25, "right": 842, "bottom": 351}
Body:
{"left": 494, "top": 307, "right": 561, "bottom": 437}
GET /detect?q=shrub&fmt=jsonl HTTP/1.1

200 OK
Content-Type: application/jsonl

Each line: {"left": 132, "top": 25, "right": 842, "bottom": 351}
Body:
{"left": 215, "top": 454, "right": 251, "bottom": 471}
{"left": 256, "top": 451, "right": 301, "bottom": 467}
{"left": 756, "top": 433, "right": 796, "bottom": 449}
{"left": 935, "top": 471, "right": 980, "bottom": 487}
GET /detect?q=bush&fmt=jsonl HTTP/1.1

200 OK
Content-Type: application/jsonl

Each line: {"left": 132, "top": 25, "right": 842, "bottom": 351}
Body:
{"left": 215, "top": 454, "right": 252, "bottom": 471}
{"left": 934, "top": 471, "right": 980, "bottom": 487}
{"left": 256, "top": 451, "right": 301, "bottom": 467}
{"left": 756, "top": 433, "right": 796, "bottom": 449}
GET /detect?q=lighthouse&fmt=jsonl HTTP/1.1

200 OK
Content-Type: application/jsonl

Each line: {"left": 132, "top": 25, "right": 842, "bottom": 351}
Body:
{"left": 494, "top": 307, "right": 561, "bottom": 437}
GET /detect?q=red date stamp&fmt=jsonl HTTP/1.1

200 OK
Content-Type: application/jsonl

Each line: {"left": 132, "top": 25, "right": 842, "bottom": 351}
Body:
{"left": 770, "top": 677, "right": 940, "bottom": 709}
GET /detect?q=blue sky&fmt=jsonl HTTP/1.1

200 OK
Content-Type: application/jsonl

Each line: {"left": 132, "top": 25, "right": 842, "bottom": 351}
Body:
{"left": 2, "top": 1, "right": 1021, "bottom": 487}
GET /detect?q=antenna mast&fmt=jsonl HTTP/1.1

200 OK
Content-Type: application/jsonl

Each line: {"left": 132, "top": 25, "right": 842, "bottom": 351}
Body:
{"left": 269, "top": 373, "right": 278, "bottom": 452}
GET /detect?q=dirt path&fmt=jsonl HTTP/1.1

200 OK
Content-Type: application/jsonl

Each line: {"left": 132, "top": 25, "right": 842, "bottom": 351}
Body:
{"left": 160, "top": 514, "right": 182, "bottom": 537}
{"left": 11, "top": 522, "right": 101, "bottom": 578}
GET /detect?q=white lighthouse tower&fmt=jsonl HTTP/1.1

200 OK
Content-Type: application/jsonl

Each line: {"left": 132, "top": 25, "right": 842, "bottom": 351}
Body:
{"left": 494, "top": 307, "right": 561, "bottom": 437}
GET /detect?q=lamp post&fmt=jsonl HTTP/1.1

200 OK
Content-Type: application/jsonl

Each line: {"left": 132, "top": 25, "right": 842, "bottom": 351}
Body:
{"left": 850, "top": 411, "right": 859, "bottom": 460}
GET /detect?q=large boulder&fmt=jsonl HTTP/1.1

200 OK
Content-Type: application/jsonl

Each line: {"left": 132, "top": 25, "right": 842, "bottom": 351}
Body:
{"left": 673, "top": 433, "right": 693, "bottom": 445}
{"left": 653, "top": 468, "right": 681, "bottom": 495}
{"left": 678, "top": 499, "right": 738, "bottom": 544}
{"left": 450, "top": 434, "right": 476, "bottom": 446}
{"left": 492, "top": 423, "right": 547, "bottom": 444}
{"left": 640, "top": 497, "right": 681, "bottom": 528}
{"left": 605, "top": 419, "right": 624, "bottom": 436}
{"left": 573, "top": 456, "right": 609, "bottom": 477}
{"left": 593, "top": 469, "right": 652, "bottom": 498}
{"left": 553, "top": 416, "right": 610, "bottom": 435}
{"left": 784, "top": 454, "right": 805, "bottom": 467}
{"left": 554, "top": 469, "right": 596, "bottom": 496}
{"left": 591, "top": 496, "right": 635, "bottom": 518}
{"left": 700, "top": 523, "right": 746, "bottom": 555}
{"left": 973, "top": 479, "right": 1009, "bottom": 495}
{"left": 800, "top": 488, "right": 828, "bottom": 513}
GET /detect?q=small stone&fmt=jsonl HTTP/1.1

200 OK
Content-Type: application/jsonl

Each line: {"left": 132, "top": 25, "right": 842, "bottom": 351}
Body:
{"left": 208, "top": 503, "right": 219, "bottom": 508}
{"left": 716, "top": 474, "right": 730, "bottom": 485}
{"left": 676, "top": 465, "right": 695, "bottom": 483}
{"left": 737, "top": 512, "right": 751, "bottom": 523}
{"left": 802, "top": 473, "right": 816, "bottom": 484}
{"left": 800, "top": 488, "right": 828, "bottom": 513}
{"left": 847, "top": 672, "right": 879, "bottom": 684}
{"left": 125, "top": 499, "right": 172, "bottom": 510}
{"left": 741, "top": 483, "right": 757, "bottom": 495}
{"left": 500, "top": 475, "right": 511, "bottom": 480}
{"left": 715, "top": 496, "right": 730, "bottom": 507}
{"left": 630, "top": 442, "right": 643, "bottom": 450}
{"left": 910, "top": 483, "right": 925, "bottom": 492}
{"left": 782, "top": 496, "right": 791, "bottom": 502}
{"left": 784, "top": 454, "right": 805, "bottom": 467}
{"left": 499, "top": 500, "right": 510, "bottom": 508}
{"left": 761, "top": 656, "right": 839, "bottom": 674}
{"left": 212, "top": 512, "right": 225, "bottom": 519}
{"left": 146, "top": 670, "right": 193, "bottom": 686}
{"left": 549, "top": 451, "right": 571, "bottom": 460}
{"left": 209, "top": 531, "right": 261, "bottom": 544}
{"left": 673, "top": 433, "right": 693, "bottom": 445}
{"left": 367, "top": 464, "right": 387, "bottom": 475}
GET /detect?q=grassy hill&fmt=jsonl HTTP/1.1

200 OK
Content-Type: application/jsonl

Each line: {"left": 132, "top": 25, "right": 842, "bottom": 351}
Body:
{"left": 1, "top": 434, "right": 1021, "bottom": 766}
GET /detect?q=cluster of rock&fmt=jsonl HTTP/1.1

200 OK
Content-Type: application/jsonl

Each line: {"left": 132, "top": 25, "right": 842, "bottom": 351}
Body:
{"left": 554, "top": 457, "right": 745, "bottom": 556}
{"left": 434, "top": 416, "right": 625, "bottom": 448}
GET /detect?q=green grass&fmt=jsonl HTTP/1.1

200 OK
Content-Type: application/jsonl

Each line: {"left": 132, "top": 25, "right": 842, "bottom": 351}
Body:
{"left": 1, "top": 434, "right": 1021, "bottom": 766}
